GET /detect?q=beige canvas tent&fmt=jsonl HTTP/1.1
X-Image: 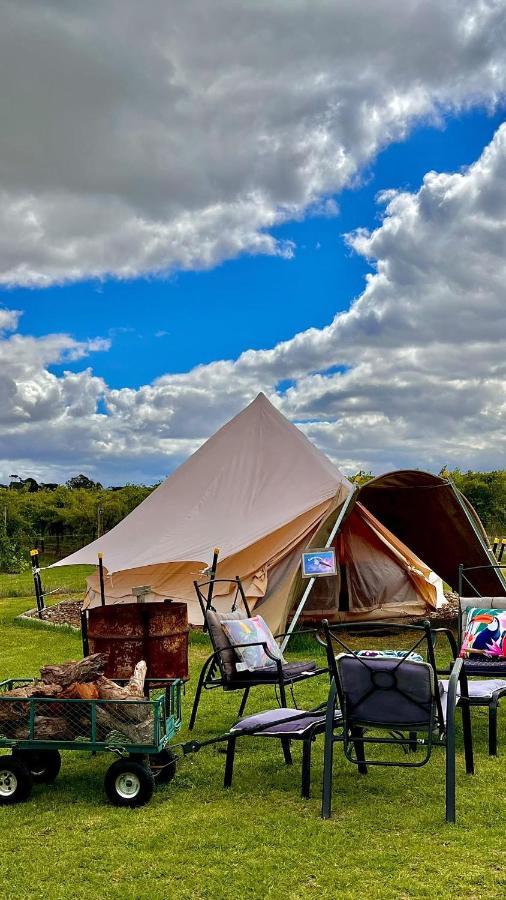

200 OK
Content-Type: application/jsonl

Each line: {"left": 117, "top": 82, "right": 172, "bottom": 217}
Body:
{"left": 55, "top": 393, "right": 449, "bottom": 633}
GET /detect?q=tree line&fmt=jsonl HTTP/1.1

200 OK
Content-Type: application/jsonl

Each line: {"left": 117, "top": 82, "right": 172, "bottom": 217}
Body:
{"left": 0, "top": 469, "right": 504, "bottom": 573}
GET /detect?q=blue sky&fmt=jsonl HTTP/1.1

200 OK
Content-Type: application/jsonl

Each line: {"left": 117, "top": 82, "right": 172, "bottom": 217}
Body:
{"left": 1, "top": 1, "right": 505, "bottom": 484}
{"left": 4, "top": 106, "right": 503, "bottom": 391}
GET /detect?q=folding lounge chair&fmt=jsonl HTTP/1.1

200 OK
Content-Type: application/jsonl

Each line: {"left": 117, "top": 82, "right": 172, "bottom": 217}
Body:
{"left": 223, "top": 706, "right": 344, "bottom": 799}
{"left": 320, "top": 620, "right": 474, "bottom": 823}
{"left": 189, "top": 577, "right": 328, "bottom": 731}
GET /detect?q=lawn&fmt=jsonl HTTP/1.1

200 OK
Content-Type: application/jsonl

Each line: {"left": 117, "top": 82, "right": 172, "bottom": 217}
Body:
{"left": 0, "top": 571, "right": 504, "bottom": 899}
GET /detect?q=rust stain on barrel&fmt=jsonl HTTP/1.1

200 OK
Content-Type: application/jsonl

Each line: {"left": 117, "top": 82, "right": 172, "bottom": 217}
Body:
{"left": 87, "top": 601, "right": 189, "bottom": 680}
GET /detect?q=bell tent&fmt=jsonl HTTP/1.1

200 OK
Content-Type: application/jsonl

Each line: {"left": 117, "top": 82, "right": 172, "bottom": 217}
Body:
{"left": 54, "top": 393, "right": 501, "bottom": 633}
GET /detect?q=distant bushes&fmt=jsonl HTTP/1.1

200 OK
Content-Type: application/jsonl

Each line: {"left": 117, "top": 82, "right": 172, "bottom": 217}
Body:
{"left": 446, "top": 469, "right": 506, "bottom": 535}
{"left": 0, "top": 470, "right": 504, "bottom": 573}
{"left": 0, "top": 482, "right": 154, "bottom": 570}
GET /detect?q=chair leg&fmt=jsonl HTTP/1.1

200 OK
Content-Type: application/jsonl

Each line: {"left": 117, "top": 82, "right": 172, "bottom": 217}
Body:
{"left": 351, "top": 726, "right": 367, "bottom": 775}
{"left": 408, "top": 731, "right": 418, "bottom": 753}
{"left": 278, "top": 677, "right": 288, "bottom": 708}
{"left": 489, "top": 702, "right": 498, "bottom": 757}
{"left": 461, "top": 703, "right": 474, "bottom": 774}
{"left": 238, "top": 687, "right": 250, "bottom": 718}
{"left": 445, "top": 720, "right": 456, "bottom": 824}
{"left": 322, "top": 721, "right": 334, "bottom": 819}
{"left": 189, "top": 662, "right": 209, "bottom": 731}
{"left": 280, "top": 736, "right": 293, "bottom": 766}
{"left": 301, "top": 738, "right": 311, "bottom": 799}
{"left": 224, "top": 736, "right": 236, "bottom": 788}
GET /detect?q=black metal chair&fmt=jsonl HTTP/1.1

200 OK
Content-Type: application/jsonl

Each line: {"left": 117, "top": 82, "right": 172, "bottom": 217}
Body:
{"left": 189, "top": 577, "right": 328, "bottom": 731}
{"left": 320, "top": 620, "right": 474, "bottom": 823}
{"left": 437, "top": 592, "right": 506, "bottom": 756}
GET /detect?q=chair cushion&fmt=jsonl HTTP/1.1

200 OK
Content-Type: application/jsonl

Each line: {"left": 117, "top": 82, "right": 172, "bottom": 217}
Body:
{"left": 231, "top": 707, "right": 340, "bottom": 737}
{"left": 463, "top": 658, "right": 506, "bottom": 676}
{"left": 440, "top": 678, "right": 506, "bottom": 700}
{"left": 232, "top": 660, "right": 317, "bottom": 682}
{"left": 459, "top": 607, "right": 506, "bottom": 660}
{"left": 221, "top": 615, "right": 284, "bottom": 673}
{"left": 206, "top": 609, "right": 246, "bottom": 678}
{"left": 336, "top": 654, "right": 434, "bottom": 728}
{"left": 459, "top": 597, "right": 506, "bottom": 636}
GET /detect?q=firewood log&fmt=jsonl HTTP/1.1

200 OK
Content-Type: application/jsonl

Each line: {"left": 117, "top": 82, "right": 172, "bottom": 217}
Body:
{"left": 32, "top": 716, "right": 74, "bottom": 741}
{"left": 96, "top": 661, "right": 147, "bottom": 701}
{"left": 1, "top": 683, "right": 63, "bottom": 700}
{"left": 95, "top": 705, "right": 154, "bottom": 746}
{"left": 0, "top": 683, "right": 63, "bottom": 725}
{"left": 61, "top": 682, "right": 99, "bottom": 700}
{"left": 39, "top": 653, "right": 107, "bottom": 687}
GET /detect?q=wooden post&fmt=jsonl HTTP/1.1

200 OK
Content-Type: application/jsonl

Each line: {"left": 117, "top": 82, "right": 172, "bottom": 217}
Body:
{"left": 202, "top": 547, "right": 220, "bottom": 634}
{"left": 30, "top": 549, "right": 44, "bottom": 618}
{"left": 81, "top": 609, "right": 89, "bottom": 656}
{"left": 98, "top": 553, "right": 106, "bottom": 606}
{"left": 207, "top": 547, "right": 220, "bottom": 608}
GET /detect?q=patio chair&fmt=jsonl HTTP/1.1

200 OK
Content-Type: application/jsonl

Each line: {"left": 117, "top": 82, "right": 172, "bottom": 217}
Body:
{"left": 457, "top": 596, "right": 506, "bottom": 677}
{"left": 189, "top": 577, "right": 328, "bottom": 731}
{"left": 320, "top": 620, "right": 474, "bottom": 823}
{"left": 435, "top": 595, "right": 506, "bottom": 756}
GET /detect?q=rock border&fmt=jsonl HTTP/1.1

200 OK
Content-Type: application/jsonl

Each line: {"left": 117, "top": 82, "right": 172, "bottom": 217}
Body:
{"left": 17, "top": 601, "right": 82, "bottom": 633}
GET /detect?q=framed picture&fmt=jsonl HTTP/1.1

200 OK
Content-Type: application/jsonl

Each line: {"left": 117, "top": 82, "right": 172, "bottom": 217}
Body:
{"left": 301, "top": 548, "right": 337, "bottom": 578}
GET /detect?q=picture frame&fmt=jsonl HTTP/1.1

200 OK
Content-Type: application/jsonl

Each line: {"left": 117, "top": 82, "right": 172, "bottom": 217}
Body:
{"left": 301, "top": 548, "right": 337, "bottom": 578}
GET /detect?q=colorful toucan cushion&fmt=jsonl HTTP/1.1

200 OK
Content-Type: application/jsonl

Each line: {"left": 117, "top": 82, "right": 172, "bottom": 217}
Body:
{"left": 459, "top": 607, "right": 506, "bottom": 659}
{"left": 221, "top": 615, "right": 285, "bottom": 672}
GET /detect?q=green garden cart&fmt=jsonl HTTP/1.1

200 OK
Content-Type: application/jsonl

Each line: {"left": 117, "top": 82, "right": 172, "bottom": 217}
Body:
{"left": 0, "top": 678, "right": 182, "bottom": 807}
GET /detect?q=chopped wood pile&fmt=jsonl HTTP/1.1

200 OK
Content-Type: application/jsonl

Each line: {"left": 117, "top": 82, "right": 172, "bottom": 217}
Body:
{"left": 0, "top": 654, "right": 155, "bottom": 745}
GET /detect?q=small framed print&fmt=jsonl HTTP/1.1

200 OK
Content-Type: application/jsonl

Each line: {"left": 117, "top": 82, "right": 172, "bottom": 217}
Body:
{"left": 301, "top": 548, "right": 337, "bottom": 578}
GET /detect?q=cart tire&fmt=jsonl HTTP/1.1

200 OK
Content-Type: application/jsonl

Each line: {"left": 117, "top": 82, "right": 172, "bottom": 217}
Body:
{"left": 104, "top": 759, "right": 155, "bottom": 808}
{"left": 13, "top": 748, "right": 61, "bottom": 784}
{"left": 149, "top": 749, "right": 177, "bottom": 785}
{"left": 0, "top": 756, "right": 33, "bottom": 805}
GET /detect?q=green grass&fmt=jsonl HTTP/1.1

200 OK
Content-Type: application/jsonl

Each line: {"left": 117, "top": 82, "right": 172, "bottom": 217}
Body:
{"left": 0, "top": 582, "right": 504, "bottom": 899}
{"left": 0, "top": 564, "right": 93, "bottom": 599}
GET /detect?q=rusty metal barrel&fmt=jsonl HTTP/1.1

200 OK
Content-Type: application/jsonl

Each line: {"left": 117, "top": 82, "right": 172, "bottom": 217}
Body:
{"left": 87, "top": 601, "right": 189, "bottom": 680}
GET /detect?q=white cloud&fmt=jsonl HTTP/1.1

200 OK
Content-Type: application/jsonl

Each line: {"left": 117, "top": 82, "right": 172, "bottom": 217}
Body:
{"left": 0, "top": 125, "right": 505, "bottom": 481}
{"left": 0, "top": 0, "right": 505, "bottom": 284}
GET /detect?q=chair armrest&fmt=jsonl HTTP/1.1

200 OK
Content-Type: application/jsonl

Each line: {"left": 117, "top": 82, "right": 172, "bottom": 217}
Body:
{"left": 447, "top": 657, "right": 466, "bottom": 709}
{"left": 431, "top": 627, "right": 459, "bottom": 659}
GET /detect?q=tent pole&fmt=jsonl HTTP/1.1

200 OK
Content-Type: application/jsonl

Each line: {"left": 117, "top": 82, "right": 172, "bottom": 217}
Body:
{"left": 280, "top": 485, "right": 357, "bottom": 653}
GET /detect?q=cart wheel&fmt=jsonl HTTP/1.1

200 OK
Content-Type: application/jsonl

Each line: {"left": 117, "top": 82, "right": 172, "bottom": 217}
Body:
{"left": 0, "top": 756, "right": 33, "bottom": 805}
{"left": 104, "top": 759, "right": 155, "bottom": 808}
{"left": 13, "top": 749, "right": 61, "bottom": 784}
{"left": 149, "top": 749, "right": 177, "bottom": 785}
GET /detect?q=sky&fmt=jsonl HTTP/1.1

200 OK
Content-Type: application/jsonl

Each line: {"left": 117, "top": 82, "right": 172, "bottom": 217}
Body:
{"left": 0, "top": 0, "right": 505, "bottom": 485}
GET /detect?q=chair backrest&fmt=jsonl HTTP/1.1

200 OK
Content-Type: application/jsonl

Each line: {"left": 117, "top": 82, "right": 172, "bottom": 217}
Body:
{"left": 458, "top": 597, "right": 506, "bottom": 643}
{"left": 321, "top": 620, "right": 445, "bottom": 732}
{"left": 194, "top": 577, "right": 252, "bottom": 680}
{"left": 206, "top": 608, "right": 246, "bottom": 678}
{"left": 336, "top": 655, "right": 435, "bottom": 729}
